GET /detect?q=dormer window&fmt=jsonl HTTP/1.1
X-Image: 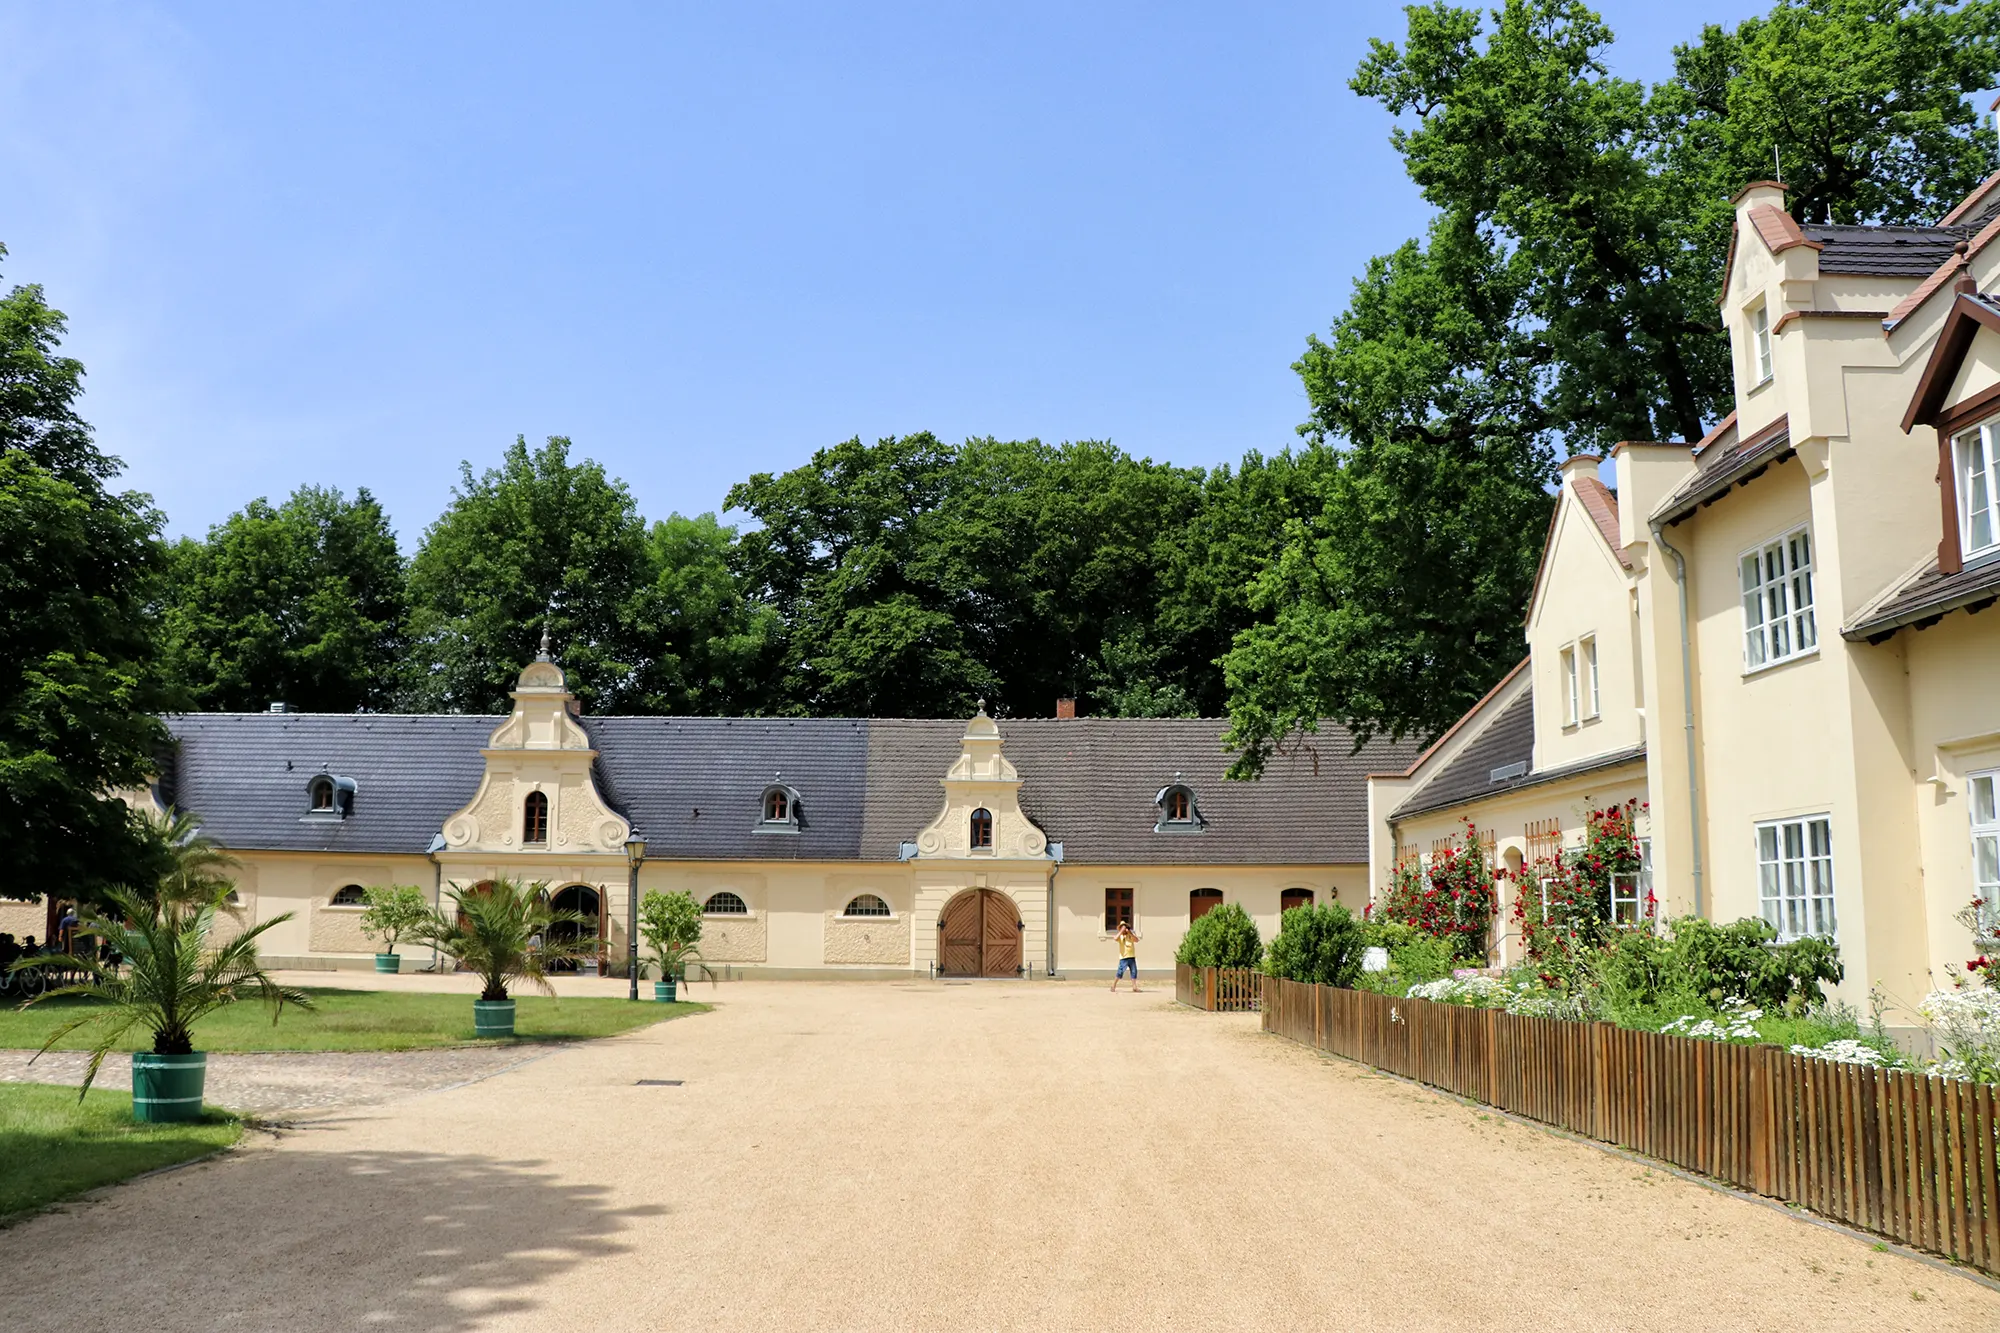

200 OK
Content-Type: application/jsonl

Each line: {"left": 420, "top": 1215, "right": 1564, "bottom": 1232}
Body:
{"left": 523, "top": 790, "right": 548, "bottom": 845}
{"left": 970, "top": 808, "right": 994, "bottom": 850}
{"left": 1154, "top": 782, "right": 1203, "bottom": 834}
{"left": 1751, "top": 301, "right": 1772, "bottom": 384}
{"left": 1954, "top": 418, "right": 1999, "bottom": 559}
{"left": 301, "top": 772, "right": 355, "bottom": 821}
{"left": 757, "top": 784, "right": 801, "bottom": 835}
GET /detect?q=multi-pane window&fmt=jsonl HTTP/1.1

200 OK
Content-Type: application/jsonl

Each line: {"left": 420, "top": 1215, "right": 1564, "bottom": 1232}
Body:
{"left": 1751, "top": 302, "right": 1772, "bottom": 383}
{"left": 1104, "top": 887, "right": 1134, "bottom": 931}
{"left": 523, "top": 790, "right": 549, "bottom": 844}
{"left": 1561, "top": 647, "right": 1579, "bottom": 725}
{"left": 764, "top": 788, "right": 789, "bottom": 822}
{"left": 1756, "top": 816, "right": 1836, "bottom": 941}
{"left": 1954, "top": 420, "right": 1999, "bottom": 558}
{"left": 1610, "top": 839, "right": 1652, "bottom": 925}
{"left": 702, "top": 891, "right": 748, "bottom": 915}
{"left": 1582, "top": 636, "right": 1600, "bottom": 719}
{"left": 843, "top": 893, "right": 891, "bottom": 917}
{"left": 969, "top": 807, "right": 993, "bottom": 849}
{"left": 1972, "top": 772, "right": 1999, "bottom": 931}
{"left": 1167, "top": 789, "right": 1190, "bottom": 822}
{"left": 1741, "top": 528, "right": 1816, "bottom": 670}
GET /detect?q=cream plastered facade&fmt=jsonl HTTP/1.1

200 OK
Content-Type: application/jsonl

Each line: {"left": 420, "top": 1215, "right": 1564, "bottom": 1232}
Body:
{"left": 155, "top": 671, "right": 1361, "bottom": 979}
{"left": 1369, "top": 179, "right": 2000, "bottom": 1009}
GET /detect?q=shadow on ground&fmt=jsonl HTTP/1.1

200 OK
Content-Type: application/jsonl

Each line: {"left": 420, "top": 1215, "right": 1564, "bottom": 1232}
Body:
{"left": 6, "top": 1139, "right": 663, "bottom": 1332}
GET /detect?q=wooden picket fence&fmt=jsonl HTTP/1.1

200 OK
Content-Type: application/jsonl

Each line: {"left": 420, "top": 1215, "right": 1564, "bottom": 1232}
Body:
{"left": 1174, "top": 964, "right": 1263, "bottom": 1013}
{"left": 1260, "top": 976, "right": 2000, "bottom": 1275}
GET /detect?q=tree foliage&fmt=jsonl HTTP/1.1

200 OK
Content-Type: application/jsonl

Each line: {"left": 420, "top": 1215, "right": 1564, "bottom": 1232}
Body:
{"left": 1265, "top": 903, "right": 1369, "bottom": 987}
{"left": 1174, "top": 902, "right": 1264, "bottom": 970}
{"left": 0, "top": 248, "right": 170, "bottom": 899}
{"left": 163, "top": 485, "right": 406, "bottom": 713}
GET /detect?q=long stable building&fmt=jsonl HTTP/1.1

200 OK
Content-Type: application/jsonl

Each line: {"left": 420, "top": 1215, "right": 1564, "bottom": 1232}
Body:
{"left": 16, "top": 650, "right": 1415, "bottom": 978}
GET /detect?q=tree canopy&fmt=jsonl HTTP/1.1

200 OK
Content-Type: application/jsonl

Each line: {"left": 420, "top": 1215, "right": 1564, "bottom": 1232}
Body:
{"left": 0, "top": 246, "right": 171, "bottom": 899}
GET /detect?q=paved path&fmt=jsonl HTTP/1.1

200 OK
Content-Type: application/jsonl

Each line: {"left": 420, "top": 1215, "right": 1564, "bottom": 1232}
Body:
{"left": 1, "top": 981, "right": 1995, "bottom": 1331}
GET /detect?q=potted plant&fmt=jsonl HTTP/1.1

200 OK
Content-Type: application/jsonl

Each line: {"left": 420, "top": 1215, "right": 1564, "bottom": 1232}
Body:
{"left": 412, "top": 878, "right": 594, "bottom": 1037}
{"left": 15, "top": 884, "right": 307, "bottom": 1122}
{"left": 639, "top": 890, "right": 713, "bottom": 1002}
{"left": 359, "top": 884, "right": 430, "bottom": 974}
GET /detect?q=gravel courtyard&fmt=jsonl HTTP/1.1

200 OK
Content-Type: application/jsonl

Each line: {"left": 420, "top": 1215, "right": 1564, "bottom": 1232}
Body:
{"left": 1, "top": 980, "right": 1995, "bottom": 1331}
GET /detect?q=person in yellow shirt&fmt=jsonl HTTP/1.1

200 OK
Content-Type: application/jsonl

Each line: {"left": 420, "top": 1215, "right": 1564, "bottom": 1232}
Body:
{"left": 1111, "top": 921, "right": 1140, "bottom": 992}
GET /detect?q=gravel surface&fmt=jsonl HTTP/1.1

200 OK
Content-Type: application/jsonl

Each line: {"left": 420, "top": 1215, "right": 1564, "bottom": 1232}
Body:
{"left": 0, "top": 980, "right": 1994, "bottom": 1331}
{"left": 0, "top": 1045, "right": 560, "bottom": 1116}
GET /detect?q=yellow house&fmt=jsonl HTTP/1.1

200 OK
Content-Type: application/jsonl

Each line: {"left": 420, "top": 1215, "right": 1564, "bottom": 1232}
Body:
{"left": 63, "top": 647, "right": 1416, "bottom": 979}
{"left": 1369, "top": 176, "right": 2000, "bottom": 1009}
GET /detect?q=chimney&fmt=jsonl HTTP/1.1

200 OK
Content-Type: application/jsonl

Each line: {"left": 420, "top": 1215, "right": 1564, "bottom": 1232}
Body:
{"left": 1054, "top": 698, "right": 1077, "bottom": 719}
{"left": 268, "top": 701, "right": 290, "bottom": 714}
{"left": 1558, "top": 454, "right": 1604, "bottom": 492}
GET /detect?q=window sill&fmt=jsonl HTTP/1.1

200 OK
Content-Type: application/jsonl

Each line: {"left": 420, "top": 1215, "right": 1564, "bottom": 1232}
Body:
{"left": 753, "top": 824, "right": 800, "bottom": 836}
{"left": 1742, "top": 647, "right": 1820, "bottom": 679}
{"left": 837, "top": 914, "right": 899, "bottom": 922}
{"left": 1749, "top": 374, "right": 1774, "bottom": 394}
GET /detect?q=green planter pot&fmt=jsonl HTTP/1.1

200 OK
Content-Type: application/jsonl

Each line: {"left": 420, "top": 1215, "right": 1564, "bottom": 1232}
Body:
{"left": 654, "top": 978, "right": 678, "bottom": 1003}
{"left": 373, "top": 953, "right": 401, "bottom": 975}
{"left": 131, "top": 1052, "right": 207, "bottom": 1123}
{"left": 472, "top": 999, "right": 516, "bottom": 1038}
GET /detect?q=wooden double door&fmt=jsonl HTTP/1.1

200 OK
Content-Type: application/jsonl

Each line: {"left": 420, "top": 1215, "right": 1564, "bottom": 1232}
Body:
{"left": 938, "top": 889, "right": 1021, "bottom": 977}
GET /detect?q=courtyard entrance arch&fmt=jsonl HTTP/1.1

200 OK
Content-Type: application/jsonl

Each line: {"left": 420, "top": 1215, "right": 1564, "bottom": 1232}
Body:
{"left": 548, "top": 884, "right": 606, "bottom": 975}
{"left": 937, "top": 888, "right": 1021, "bottom": 978}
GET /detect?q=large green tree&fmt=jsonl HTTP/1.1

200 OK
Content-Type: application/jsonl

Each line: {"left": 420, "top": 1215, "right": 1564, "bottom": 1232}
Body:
{"left": 627, "top": 511, "right": 780, "bottom": 715}
{"left": 0, "top": 247, "right": 171, "bottom": 898}
{"left": 403, "top": 436, "right": 655, "bottom": 714}
{"left": 163, "top": 485, "right": 406, "bottom": 713}
{"left": 1224, "top": 0, "right": 2000, "bottom": 772}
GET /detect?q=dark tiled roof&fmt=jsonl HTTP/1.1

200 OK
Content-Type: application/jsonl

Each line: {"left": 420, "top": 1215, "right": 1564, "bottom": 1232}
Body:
{"left": 163, "top": 713, "right": 1422, "bottom": 867}
{"left": 1654, "top": 415, "right": 1794, "bottom": 526}
{"left": 1389, "top": 689, "right": 1645, "bottom": 823}
{"left": 1391, "top": 691, "right": 1534, "bottom": 822}
{"left": 1801, "top": 223, "right": 1976, "bottom": 278}
{"left": 164, "top": 714, "right": 493, "bottom": 855}
{"left": 1843, "top": 554, "right": 2000, "bottom": 643}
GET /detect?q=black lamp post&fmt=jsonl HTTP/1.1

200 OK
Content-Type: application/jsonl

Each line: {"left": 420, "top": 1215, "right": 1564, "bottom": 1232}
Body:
{"left": 624, "top": 830, "right": 647, "bottom": 1001}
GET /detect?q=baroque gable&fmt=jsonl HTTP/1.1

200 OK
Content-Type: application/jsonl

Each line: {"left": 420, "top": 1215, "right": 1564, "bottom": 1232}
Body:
{"left": 441, "top": 650, "right": 629, "bottom": 856}
{"left": 911, "top": 707, "right": 1051, "bottom": 861}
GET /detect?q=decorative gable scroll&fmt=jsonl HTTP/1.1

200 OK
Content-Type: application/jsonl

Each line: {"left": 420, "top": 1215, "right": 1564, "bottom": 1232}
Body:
{"left": 911, "top": 706, "right": 1051, "bottom": 860}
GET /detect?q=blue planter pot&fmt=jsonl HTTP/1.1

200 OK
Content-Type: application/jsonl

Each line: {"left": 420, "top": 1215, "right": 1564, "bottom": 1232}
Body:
{"left": 373, "top": 953, "right": 401, "bottom": 974}
{"left": 131, "top": 1052, "right": 207, "bottom": 1123}
{"left": 654, "top": 978, "right": 677, "bottom": 1003}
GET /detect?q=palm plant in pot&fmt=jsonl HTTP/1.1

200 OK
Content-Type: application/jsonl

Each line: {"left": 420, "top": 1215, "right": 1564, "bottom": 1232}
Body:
{"left": 412, "top": 879, "right": 595, "bottom": 1037}
{"left": 15, "top": 884, "right": 307, "bottom": 1122}
{"left": 638, "top": 890, "right": 713, "bottom": 1002}
{"left": 359, "top": 884, "right": 430, "bottom": 974}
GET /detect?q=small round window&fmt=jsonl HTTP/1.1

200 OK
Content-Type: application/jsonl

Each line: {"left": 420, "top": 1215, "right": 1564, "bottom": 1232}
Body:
{"left": 331, "top": 885, "right": 366, "bottom": 906}
{"left": 843, "top": 893, "right": 891, "bottom": 917}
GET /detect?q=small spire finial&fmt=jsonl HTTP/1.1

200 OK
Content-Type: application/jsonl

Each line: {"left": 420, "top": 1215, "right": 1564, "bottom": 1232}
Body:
{"left": 975, "top": 697, "right": 988, "bottom": 715}
{"left": 537, "top": 622, "right": 552, "bottom": 662}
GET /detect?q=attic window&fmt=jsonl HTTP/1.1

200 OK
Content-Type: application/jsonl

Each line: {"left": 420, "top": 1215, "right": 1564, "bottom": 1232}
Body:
{"left": 970, "top": 807, "right": 994, "bottom": 850}
{"left": 756, "top": 784, "right": 801, "bottom": 835}
{"left": 523, "top": 791, "right": 549, "bottom": 846}
{"left": 1954, "top": 418, "right": 1999, "bottom": 559}
{"left": 1153, "top": 782, "right": 1203, "bottom": 834}
{"left": 301, "top": 773, "right": 355, "bottom": 821}
{"left": 1751, "top": 301, "right": 1773, "bottom": 384}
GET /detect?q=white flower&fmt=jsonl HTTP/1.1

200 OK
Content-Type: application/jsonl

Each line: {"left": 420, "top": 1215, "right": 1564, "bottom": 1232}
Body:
{"left": 1790, "top": 1040, "right": 1888, "bottom": 1067}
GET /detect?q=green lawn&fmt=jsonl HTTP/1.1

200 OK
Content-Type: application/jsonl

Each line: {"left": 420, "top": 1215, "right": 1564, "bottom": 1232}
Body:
{"left": 0, "top": 989, "right": 708, "bottom": 1053}
{"left": 0, "top": 1082, "right": 241, "bottom": 1222}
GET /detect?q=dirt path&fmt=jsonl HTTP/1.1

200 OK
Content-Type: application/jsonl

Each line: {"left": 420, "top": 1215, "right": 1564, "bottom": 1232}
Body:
{"left": 0, "top": 981, "right": 1993, "bottom": 1331}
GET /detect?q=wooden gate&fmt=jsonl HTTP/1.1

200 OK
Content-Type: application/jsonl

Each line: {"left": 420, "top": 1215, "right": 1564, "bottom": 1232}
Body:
{"left": 938, "top": 889, "right": 1022, "bottom": 977}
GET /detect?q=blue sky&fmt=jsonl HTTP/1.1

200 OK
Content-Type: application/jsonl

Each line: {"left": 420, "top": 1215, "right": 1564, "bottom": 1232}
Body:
{"left": 2, "top": 1, "right": 1762, "bottom": 545}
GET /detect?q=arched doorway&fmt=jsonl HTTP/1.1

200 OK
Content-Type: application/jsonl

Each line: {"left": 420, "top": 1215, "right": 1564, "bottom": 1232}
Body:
{"left": 547, "top": 884, "right": 605, "bottom": 975}
{"left": 937, "top": 889, "right": 1021, "bottom": 977}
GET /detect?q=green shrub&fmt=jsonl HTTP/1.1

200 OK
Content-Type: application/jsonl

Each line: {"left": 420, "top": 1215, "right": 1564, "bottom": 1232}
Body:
{"left": 1265, "top": 903, "right": 1366, "bottom": 987}
{"left": 1670, "top": 916, "right": 1843, "bottom": 1010}
{"left": 1175, "top": 902, "right": 1263, "bottom": 969}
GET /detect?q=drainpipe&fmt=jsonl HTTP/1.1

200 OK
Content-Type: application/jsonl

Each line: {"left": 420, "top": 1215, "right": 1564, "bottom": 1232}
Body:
{"left": 425, "top": 832, "right": 446, "bottom": 972}
{"left": 1649, "top": 519, "right": 1705, "bottom": 918}
{"left": 1045, "top": 842, "right": 1065, "bottom": 979}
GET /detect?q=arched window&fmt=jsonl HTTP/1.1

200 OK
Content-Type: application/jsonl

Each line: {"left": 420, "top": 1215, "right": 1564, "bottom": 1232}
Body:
{"left": 764, "top": 788, "right": 789, "bottom": 822}
{"left": 843, "top": 893, "right": 891, "bottom": 917}
{"left": 1281, "top": 888, "right": 1314, "bottom": 913}
{"left": 1154, "top": 783, "right": 1201, "bottom": 833}
{"left": 703, "top": 891, "right": 748, "bottom": 916}
{"left": 523, "top": 790, "right": 549, "bottom": 844}
{"left": 331, "top": 885, "right": 366, "bottom": 906}
{"left": 1190, "top": 887, "right": 1223, "bottom": 921}
{"left": 970, "top": 808, "right": 994, "bottom": 849}
{"left": 309, "top": 777, "right": 336, "bottom": 811}
{"left": 1167, "top": 789, "right": 1190, "bottom": 822}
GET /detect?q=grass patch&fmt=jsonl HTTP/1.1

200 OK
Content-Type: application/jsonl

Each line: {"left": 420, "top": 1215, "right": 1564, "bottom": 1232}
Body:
{"left": 0, "top": 989, "right": 708, "bottom": 1054}
{"left": 0, "top": 1082, "right": 241, "bottom": 1222}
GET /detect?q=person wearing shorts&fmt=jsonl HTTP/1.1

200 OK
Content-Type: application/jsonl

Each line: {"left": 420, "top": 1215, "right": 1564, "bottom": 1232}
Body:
{"left": 1112, "top": 922, "right": 1139, "bottom": 991}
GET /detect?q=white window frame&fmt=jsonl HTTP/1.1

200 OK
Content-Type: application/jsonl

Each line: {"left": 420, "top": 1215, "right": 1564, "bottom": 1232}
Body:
{"left": 1756, "top": 815, "right": 1836, "bottom": 942}
{"left": 1972, "top": 770, "right": 1999, "bottom": 933}
{"left": 1561, "top": 646, "right": 1579, "bottom": 726}
{"left": 1740, "top": 527, "right": 1817, "bottom": 672}
{"left": 1751, "top": 301, "right": 1772, "bottom": 385}
{"left": 1953, "top": 420, "right": 2000, "bottom": 560}
{"left": 1537, "top": 876, "right": 1555, "bottom": 924}
{"left": 1581, "top": 635, "right": 1600, "bottom": 719}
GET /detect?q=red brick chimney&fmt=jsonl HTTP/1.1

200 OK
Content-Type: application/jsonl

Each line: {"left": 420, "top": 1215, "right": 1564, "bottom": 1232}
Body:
{"left": 1055, "top": 697, "right": 1077, "bottom": 719}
